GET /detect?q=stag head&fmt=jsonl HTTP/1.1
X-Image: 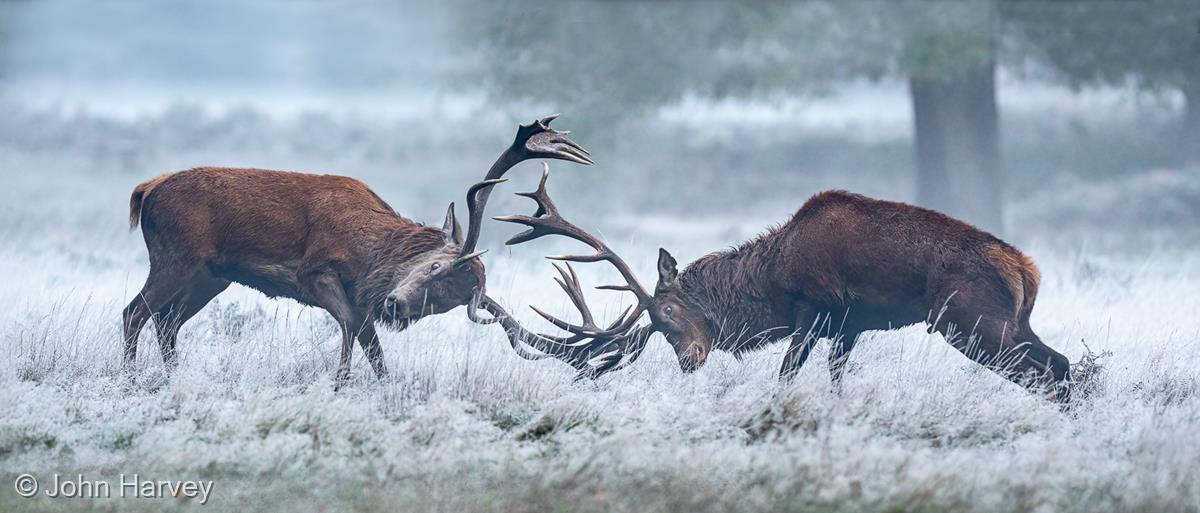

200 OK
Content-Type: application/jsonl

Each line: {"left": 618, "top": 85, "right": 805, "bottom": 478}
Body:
{"left": 379, "top": 115, "right": 592, "bottom": 325}
{"left": 646, "top": 248, "right": 717, "bottom": 373}
{"left": 375, "top": 200, "right": 490, "bottom": 325}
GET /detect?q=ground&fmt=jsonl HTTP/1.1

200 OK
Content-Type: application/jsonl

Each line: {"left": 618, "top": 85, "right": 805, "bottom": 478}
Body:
{"left": 1, "top": 117, "right": 1198, "bottom": 513}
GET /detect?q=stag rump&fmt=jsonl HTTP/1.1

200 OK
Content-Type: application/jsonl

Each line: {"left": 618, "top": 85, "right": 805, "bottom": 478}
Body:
{"left": 123, "top": 116, "right": 591, "bottom": 386}
{"left": 479, "top": 167, "right": 1072, "bottom": 402}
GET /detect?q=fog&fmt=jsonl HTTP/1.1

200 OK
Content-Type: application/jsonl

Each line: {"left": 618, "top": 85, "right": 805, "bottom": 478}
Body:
{"left": 1, "top": 2, "right": 1198, "bottom": 512}
{"left": 3, "top": 1, "right": 1195, "bottom": 250}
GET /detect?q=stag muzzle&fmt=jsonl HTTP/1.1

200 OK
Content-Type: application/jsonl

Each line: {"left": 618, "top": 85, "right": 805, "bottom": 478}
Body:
{"left": 674, "top": 343, "right": 709, "bottom": 374}
{"left": 383, "top": 292, "right": 431, "bottom": 321}
{"left": 383, "top": 295, "right": 404, "bottom": 317}
{"left": 385, "top": 287, "right": 462, "bottom": 321}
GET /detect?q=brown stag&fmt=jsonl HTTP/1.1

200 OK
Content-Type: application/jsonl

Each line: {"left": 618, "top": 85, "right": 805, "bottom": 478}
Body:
{"left": 472, "top": 167, "right": 1072, "bottom": 401}
{"left": 123, "top": 115, "right": 591, "bottom": 386}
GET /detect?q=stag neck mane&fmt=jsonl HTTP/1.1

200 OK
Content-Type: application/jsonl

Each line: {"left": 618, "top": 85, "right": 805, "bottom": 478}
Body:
{"left": 677, "top": 224, "right": 793, "bottom": 350}
{"left": 357, "top": 224, "right": 454, "bottom": 316}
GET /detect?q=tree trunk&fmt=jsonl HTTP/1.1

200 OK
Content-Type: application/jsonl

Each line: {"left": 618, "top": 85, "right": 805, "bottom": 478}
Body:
{"left": 1181, "top": 85, "right": 1200, "bottom": 165}
{"left": 909, "top": 59, "right": 1003, "bottom": 235}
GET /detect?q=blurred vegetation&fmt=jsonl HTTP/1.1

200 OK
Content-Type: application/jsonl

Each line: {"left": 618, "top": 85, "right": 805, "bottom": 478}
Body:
{"left": 0, "top": 2, "right": 11, "bottom": 80}
{"left": 455, "top": 0, "right": 1200, "bottom": 233}
{"left": 457, "top": 2, "right": 1008, "bottom": 132}
{"left": 458, "top": 1, "right": 1198, "bottom": 143}
{"left": 1005, "top": 0, "right": 1200, "bottom": 163}
{"left": 0, "top": 0, "right": 1195, "bottom": 239}
{"left": 1005, "top": 1, "right": 1199, "bottom": 93}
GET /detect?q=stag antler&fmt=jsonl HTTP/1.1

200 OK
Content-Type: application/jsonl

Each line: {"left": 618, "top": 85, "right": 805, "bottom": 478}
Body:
{"left": 469, "top": 274, "right": 655, "bottom": 380}
{"left": 458, "top": 115, "right": 593, "bottom": 261}
{"left": 470, "top": 164, "right": 657, "bottom": 378}
{"left": 499, "top": 164, "right": 653, "bottom": 307}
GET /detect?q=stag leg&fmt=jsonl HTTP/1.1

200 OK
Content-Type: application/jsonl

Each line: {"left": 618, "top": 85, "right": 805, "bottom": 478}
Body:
{"left": 122, "top": 298, "right": 152, "bottom": 367}
{"left": 123, "top": 265, "right": 195, "bottom": 368}
{"left": 779, "top": 332, "right": 817, "bottom": 383}
{"left": 356, "top": 323, "right": 389, "bottom": 380}
{"left": 779, "top": 305, "right": 827, "bottom": 382}
{"left": 936, "top": 314, "right": 1017, "bottom": 378}
{"left": 1014, "top": 322, "right": 1071, "bottom": 402}
{"left": 153, "top": 276, "right": 230, "bottom": 371}
{"left": 305, "top": 271, "right": 362, "bottom": 389}
{"left": 931, "top": 294, "right": 1066, "bottom": 400}
{"left": 827, "top": 331, "right": 860, "bottom": 388}
{"left": 827, "top": 310, "right": 898, "bottom": 388}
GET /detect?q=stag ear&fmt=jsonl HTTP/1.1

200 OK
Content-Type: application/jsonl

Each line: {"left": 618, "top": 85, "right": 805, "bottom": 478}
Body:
{"left": 657, "top": 248, "right": 679, "bottom": 289}
{"left": 443, "top": 203, "right": 464, "bottom": 245}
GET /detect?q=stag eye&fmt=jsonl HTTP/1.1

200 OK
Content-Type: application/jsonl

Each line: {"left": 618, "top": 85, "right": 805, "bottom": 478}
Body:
{"left": 430, "top": 262, "right": 441, "bottom": 273}
{"left": 663, "top": 305, "right": 674, "bottom": 317}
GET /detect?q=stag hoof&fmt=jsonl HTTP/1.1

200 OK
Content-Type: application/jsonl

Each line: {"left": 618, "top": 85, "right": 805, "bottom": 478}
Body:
{"left": 333, "top": 370, "right": 352, "bottom": 392}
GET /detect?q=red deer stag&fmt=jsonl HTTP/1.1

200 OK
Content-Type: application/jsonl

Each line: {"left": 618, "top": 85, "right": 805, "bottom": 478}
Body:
{"left": 124, "top": 115, "right": 591, "bottom": 386}
{"left": 471, "top": 167, "right": 1072, "bottom": 401}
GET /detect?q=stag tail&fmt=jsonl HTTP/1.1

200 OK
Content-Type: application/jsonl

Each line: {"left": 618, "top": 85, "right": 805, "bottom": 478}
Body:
{"left": 128, "top": 173, "right": 175, "bottom": 230}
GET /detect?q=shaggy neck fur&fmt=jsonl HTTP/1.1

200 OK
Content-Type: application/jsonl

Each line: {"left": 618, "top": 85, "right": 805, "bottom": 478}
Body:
{"left": 357, "top": 225, "right": 449, "bottom": 317}
{"left": 678, "top": 226, "right": 793, "bottom": 352}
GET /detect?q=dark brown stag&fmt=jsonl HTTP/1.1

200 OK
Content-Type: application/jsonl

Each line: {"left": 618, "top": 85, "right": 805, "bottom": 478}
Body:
{"left": 474, "top": 167, "right": 1071, "bottom": 401}
{"left": 123, "top": 115, "right": 591, "bottom": 385}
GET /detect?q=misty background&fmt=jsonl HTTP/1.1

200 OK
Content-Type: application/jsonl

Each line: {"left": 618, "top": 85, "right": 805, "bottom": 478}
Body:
{"left": 2, "top": 3, "right": 1200, "bottom": 511}
{"left": 2, "top": 0, "right": 1197, "bottom": 257}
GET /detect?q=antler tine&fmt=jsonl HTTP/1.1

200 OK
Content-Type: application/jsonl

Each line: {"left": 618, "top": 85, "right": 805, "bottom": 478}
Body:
{"left": 528, "top": 262, "right": 638, "bottom": 339}
{"left": 479, "top": 162, "right": 656, "bottom": 378}
{"left": 467, "top": 178, "right": 508, "bottom": 204}
{"left": 472, "top": 292, "right": 631, "bottom": 373}
{"left": 596, "top": 284, "right": 636, "bottom": 292}
{"left": 457, "top": 177, "right": 507, "bottom": 256}
{"left": 458, "top": 115, "right": 591, "bottom": 258}
{"left": 580, "top": 324, "right": 656, "bottom": 379}
{"left": 494, "top": 164, "right": 568, "bottom": 246}
{"left": 495, "top": 165, "right": 595, "bottom": 246}
{"left": 469, "top": 292, "right": 576, "bottom": 360}
{"left": 547, "top": 254, "right": 608, "bottom": 263}
{"left": 528, "top": 305, "right": 583, "bottom": 334}
{"left": 470, "top": 285, "right": 653, "bottom": 378}
{"left": 553, "top": 263, "right": 595, "bottom": 327}
{"left": 494, "top": 164, "right": 655, "bottom": 308}
{"left": 513, "top": 164, "right": 557, "bottom": 218}
{"left": 546, "top": 264, "right": 648, "bottom": 353}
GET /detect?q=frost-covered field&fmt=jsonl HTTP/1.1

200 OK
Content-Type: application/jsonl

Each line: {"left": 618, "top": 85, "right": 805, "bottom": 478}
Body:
{"left": 2, "top": 112, "right": 1199, "bottom": 513}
